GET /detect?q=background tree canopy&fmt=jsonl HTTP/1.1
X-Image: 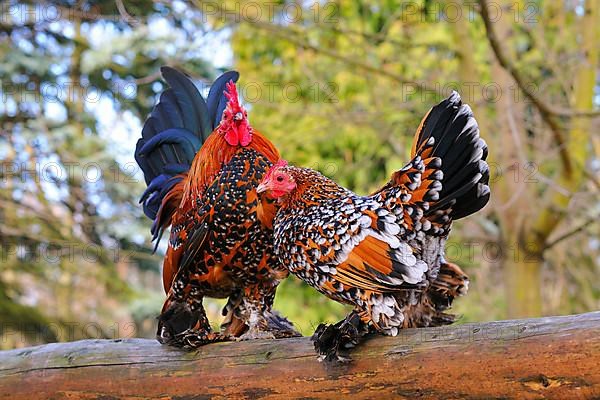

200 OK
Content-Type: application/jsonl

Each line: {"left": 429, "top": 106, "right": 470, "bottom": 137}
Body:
{"left": 0, "top": 0, "right": 598, "bottom": 349}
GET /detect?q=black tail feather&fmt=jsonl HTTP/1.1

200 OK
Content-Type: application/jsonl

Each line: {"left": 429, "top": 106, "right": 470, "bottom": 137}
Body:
{"left": 413, "top": 91, "right": 490, "bottom": 220}
{"left": 159, "top": 66, "right": 212, "bottom": 140}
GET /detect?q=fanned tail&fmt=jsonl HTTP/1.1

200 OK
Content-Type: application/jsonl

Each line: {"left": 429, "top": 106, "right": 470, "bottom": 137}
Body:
{"left": 410, "top": 91, "right": 490, "bottom": 222}
{"left": 379, "top": 91, "right": 490, "bottom": 236}
{"left": 135, "top": 67, "right": 239, "bottom": 247}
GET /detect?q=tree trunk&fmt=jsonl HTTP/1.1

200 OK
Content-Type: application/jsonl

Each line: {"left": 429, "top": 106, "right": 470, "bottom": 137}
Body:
{"left": 485, "top": 0, "right": 541, "bottom": 318}
{"left": 504, "top": 241, "right": 543, "bottom": 317}
{"left": 0, "top": 312, "right": 599, "bottom": 399}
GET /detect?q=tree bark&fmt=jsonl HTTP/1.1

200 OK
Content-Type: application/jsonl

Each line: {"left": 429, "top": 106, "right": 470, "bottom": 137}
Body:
{"left": 0, "top": 312, "right": 598, "bottom": 399}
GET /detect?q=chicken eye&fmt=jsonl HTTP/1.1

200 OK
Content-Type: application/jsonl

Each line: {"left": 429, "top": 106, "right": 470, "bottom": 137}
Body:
{"left": 276, "top": 175, "right": 284, "bottom": 182}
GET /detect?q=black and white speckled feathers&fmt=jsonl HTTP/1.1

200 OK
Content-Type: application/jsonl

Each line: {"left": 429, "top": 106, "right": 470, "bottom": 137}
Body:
{"left": 273, "top": 165, "right": 438, "bottom": 334}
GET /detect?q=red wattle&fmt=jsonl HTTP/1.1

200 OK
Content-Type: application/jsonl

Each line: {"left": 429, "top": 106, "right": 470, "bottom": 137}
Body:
{"left": 224, "top": 128, "right": 239, "bottom": 146}
{"left": 240, "top": 129, "right": 252, "bottom": 147}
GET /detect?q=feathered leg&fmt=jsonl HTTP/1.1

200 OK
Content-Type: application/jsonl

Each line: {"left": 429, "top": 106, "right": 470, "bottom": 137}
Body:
{"left": 236, "top": 283, "right": 300, "bottom": 340}
{"left": 312, "top": 310, "right": 370, "bottom": 362}
{"left": 220, "top": 291, "right": 298, "bottom": 338}
{"left": 220, "top": 291, "right": 249, "bottom": 337}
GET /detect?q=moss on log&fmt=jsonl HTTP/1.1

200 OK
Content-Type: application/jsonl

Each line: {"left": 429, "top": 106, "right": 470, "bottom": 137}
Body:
{"left": 0, "top": 312, "right": 599, "bottom": 399}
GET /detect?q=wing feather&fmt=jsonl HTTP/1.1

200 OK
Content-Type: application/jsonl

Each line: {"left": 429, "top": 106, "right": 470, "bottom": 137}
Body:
{"left": 325, "top": 213, "right": 428, "bottom": 293}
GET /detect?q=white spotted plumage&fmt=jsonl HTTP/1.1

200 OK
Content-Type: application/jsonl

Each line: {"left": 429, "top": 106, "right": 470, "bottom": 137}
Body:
{"left": 264, "top": 92, "right": 489, "bottom": 357}
{"left": 271, "top": 166, "right": 440, "bottom": 333}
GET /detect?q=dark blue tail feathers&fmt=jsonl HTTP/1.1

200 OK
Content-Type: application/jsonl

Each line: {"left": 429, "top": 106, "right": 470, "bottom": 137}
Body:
{"left": 135, "top": 67, "right": 240, "bottom": 241}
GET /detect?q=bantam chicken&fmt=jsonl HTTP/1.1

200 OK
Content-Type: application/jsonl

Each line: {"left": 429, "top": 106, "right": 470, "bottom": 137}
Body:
{"left": 135, "top": 67, "right": 298, "bottom": 348}
{"left": 257, "top": 92, "right": 490, "bottom": 360}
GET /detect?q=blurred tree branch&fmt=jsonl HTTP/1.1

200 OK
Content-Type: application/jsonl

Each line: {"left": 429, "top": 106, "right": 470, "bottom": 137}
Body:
{"left": 479, "top": 0, "right": 572, "bottom": 175}
{"left": 193, "top": 0, "right": 437, "bottom": 93}
{"left": 544, "top": 217, "right": 599, "bottom": 251}
{"left": 478, "top": 0, "right": 600, "bottom": 119}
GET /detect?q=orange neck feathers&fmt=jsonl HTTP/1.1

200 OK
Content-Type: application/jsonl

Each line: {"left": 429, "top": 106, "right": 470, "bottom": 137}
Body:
{"left": 181, "top": 129, "right": 280, "bottom": 206}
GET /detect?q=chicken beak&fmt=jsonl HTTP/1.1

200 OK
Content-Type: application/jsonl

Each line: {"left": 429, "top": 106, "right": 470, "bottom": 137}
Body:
{"left": 256, "top": 182, "right": 268, "bottom": 193}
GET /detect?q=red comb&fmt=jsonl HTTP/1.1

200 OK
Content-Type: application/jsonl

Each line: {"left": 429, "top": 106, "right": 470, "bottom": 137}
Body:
{"left": 223, "top": 81, "right": 240, "bottom": 110}
{"left": 264, "top": 159, "right": 288, "bottom": 180}
{"left": 218, "top": 80, "right": 253, "bottom": 146}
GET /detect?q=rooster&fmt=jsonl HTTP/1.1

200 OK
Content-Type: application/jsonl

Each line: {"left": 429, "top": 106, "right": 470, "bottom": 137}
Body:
{"left": 135, "top": 67, "right": 298, "bottom": 347}
{"left": 257, "top": 92, "right": 490, "bottom": 360}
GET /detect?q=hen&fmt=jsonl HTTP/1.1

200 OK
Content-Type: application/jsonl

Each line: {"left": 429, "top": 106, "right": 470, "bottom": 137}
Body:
{"left": 257, "top": 92, "right": 490, "bottom": 360}
{"left": 135, "top": 67, "right": 298, "bottom": 347}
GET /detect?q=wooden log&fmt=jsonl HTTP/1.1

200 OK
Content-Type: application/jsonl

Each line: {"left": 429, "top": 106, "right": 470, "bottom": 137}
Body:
{"left": 0, "top": 312, "right": 599, "bottom": 399}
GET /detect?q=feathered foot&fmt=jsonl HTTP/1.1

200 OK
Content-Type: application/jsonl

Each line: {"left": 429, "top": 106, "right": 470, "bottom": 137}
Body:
{"left": 227, "top": 287, "right": 301, "bottom": 341}
{"left": 157, "top": 297, "right": 231, "bottom": 348}
{"left": 265, "top": 310, "right": 301, "bottom": 338}
{"left": 312, "top": 312, "right": 366, "bottom": 362}
{"left": 220, "top": 292, "right": 248, "bottom": 337}
{"left": 175, "top": 330, "right": 230, "bottom": 349}
{"left": 236, "top": 311, "right": 301, "bottom": 341}
{"left": 159, "top": 324, "right": 231, "bottom": 348}
{"left": 236, "top": 329, "right": 276, "bottom": 341}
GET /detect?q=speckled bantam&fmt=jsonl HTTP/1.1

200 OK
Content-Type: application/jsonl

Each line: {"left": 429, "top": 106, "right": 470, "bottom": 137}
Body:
{"left": 135, "top": 67, "right": 298, "bottom": 348}
{"left": 257, "top": 92, "right": 490, "bottom": 361}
